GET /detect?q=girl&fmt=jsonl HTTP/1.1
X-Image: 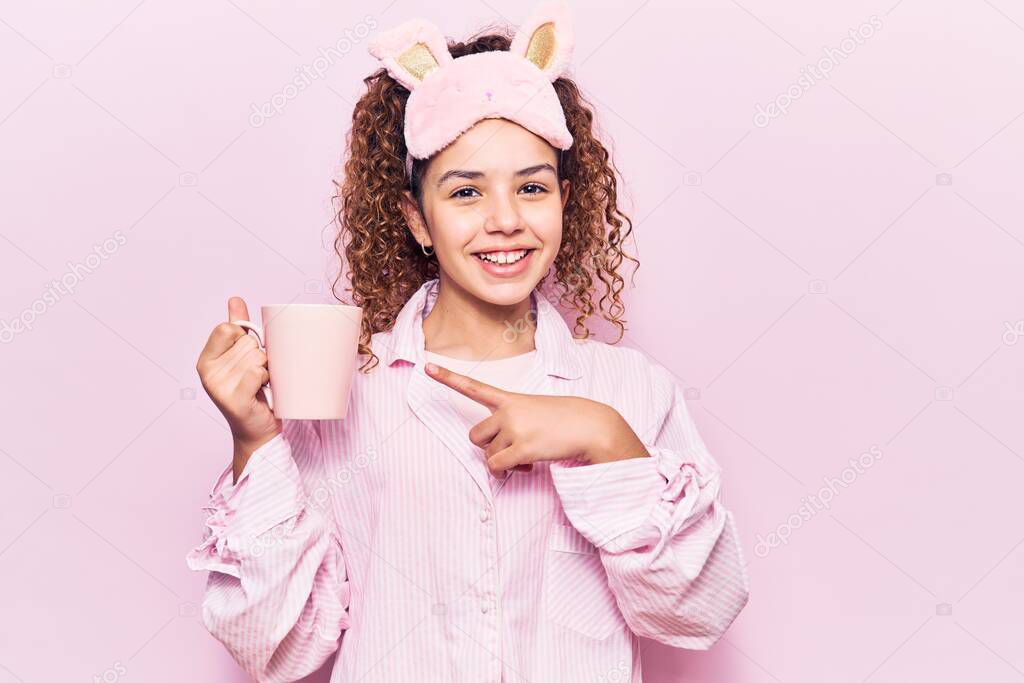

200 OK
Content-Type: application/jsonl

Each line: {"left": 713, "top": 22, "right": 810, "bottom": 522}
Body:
{"left": 188, "top": 2, "right": 749, "bottom": 681}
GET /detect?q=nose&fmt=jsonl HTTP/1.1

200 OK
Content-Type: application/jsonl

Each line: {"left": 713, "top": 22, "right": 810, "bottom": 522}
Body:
{"left": 483, "top": 191, "right": 523, "bottom": 234}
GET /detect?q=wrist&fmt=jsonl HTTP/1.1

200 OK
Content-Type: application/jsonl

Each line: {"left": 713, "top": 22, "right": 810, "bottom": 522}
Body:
{"left": 231, "top": 429, "right": 281, "bottom": 482}
{"left": 232, "top": 432, "right": 279, "bottom": 458}
{"left": 585, "top": 404, "right": 650, "bottom": 465}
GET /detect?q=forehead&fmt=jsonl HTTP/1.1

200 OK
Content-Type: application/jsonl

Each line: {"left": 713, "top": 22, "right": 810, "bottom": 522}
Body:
{"left": 433, "top": 118, "right": 558, "bottom": 169}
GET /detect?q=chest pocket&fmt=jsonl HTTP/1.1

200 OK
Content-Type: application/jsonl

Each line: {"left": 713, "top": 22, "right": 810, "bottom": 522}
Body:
{"left": 542, "top": 522, "right": 627, "bottom": 640}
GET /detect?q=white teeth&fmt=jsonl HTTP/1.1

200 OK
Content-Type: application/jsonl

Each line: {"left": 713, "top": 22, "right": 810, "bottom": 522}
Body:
{"left": 475, "top": 249, "right": 528, "bottom": 264}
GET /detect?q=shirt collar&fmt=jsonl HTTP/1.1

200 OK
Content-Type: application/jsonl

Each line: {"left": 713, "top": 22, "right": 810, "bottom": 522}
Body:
{"left": 381, "top": 278, "right": 584, "bottom": 380}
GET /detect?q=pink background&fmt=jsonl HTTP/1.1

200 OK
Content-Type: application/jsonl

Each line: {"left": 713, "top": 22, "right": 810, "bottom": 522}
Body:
{"left": 2, "top": 0, "right": 1022, "bottom": 681}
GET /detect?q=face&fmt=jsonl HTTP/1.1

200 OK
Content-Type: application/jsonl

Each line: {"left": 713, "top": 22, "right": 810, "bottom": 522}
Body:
{"left": 401, "top": 118, "right": 571, "bottom": 307}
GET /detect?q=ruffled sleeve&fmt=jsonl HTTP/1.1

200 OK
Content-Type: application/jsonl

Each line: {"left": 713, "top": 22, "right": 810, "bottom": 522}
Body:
{"left": 185, "top": 420, "right": 351, "bottom": 682}
{"left": 186, "top": 430, "right": 307, "bottom": 578}
{"left": 550, "top": 361, "right": 750, "bottom": 649}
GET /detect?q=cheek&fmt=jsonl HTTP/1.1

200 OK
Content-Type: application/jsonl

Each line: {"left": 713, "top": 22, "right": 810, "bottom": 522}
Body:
{"left": 429, "top": 207, "right": 479, "bottom": 249}
{"left": 529, "top": 203, "right": 564, "bottom": 243}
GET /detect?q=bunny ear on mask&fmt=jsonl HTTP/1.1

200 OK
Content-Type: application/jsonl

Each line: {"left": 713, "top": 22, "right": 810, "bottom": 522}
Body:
{"left": 366, "top": 17, "right": 454, "bottom": 91}
{"left": 367, "top": 1, "right": 576, "bottom": 165}
{"left": 509, "top": 1, "right": 575, "bottom": 81}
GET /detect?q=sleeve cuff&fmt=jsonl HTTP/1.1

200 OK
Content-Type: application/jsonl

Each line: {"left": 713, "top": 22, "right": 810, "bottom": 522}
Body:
{"left": 186, "top": 432, "right": 306, "bottom": 576}
{"left": 549, "top": 454, "right": 666, "bottom": 549}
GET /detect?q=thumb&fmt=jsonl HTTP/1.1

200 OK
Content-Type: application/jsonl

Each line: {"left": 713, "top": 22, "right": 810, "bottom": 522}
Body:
{"left": 228, "top": 296, "right": 251, "bottom": 323}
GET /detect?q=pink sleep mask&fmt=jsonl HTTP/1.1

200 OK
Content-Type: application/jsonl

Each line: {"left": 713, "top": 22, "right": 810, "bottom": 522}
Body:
{"left": 367, "top": 1, "right": 576, "bottom": 181}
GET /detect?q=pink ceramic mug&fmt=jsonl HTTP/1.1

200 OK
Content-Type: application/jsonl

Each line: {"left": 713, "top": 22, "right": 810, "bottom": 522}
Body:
{"left": 234, "top": 303, "right": 363, "bottom": 420}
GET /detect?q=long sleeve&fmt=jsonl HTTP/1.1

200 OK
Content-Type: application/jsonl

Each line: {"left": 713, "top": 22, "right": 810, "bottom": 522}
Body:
{"left": 185, "top": 419, "right": 351, "bottom": 682}
{"left": 549, "top": 361, "right": 750, "bottom": 650}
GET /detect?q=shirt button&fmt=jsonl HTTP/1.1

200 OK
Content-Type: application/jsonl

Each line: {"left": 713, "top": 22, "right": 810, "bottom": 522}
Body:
{"left": 479, "top": 509, "right": 489, "bottom": 522}
{"left": 480, "top": 601, "right": 490, "bottom": 613}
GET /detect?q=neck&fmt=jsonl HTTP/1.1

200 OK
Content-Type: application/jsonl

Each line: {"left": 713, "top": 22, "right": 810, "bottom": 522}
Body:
{"left": 422, "top": 274, "right": 537, "bottom": 361}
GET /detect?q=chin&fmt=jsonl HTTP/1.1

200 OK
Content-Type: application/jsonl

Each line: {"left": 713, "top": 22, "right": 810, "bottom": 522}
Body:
{"left": 460, "top": 265, "right": 541, "bottom": 307}
{"left": 468, "top": 278, "right": 538, "bottom": 307}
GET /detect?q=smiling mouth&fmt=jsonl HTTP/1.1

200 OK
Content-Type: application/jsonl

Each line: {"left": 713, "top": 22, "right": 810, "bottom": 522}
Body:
{"left": 471, "top": 248, "right": 535, "bottom": 265}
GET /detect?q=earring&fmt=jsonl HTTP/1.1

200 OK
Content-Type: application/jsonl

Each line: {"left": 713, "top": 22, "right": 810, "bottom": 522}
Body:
{"left": 421, "top": 243, "right": 434, "bottom": 257}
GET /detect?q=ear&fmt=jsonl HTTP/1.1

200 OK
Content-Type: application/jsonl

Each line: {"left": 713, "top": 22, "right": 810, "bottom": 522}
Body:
{"left": 509, "top": 1, "right": 574, "bottom": 81}
{"left": 367, "top": 18, "right": 454, "bottom": 92}
{"left": 400, "top": 190, "right": 432, "bottom": 246}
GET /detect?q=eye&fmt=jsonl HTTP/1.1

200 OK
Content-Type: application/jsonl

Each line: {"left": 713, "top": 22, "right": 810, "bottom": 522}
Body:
{"left": 449, "top": 183, "right": 549, "bottom": 200}
{"left": 451, "top": 187, "right": 480, "bottom": 199}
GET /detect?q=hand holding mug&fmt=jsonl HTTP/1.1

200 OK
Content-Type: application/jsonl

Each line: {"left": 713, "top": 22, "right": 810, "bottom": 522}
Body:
{"left": 197, "top": 296, "right": 363, "bottom": 481}
{"left": 196, "top": 297, "right": 282, "bottom": 461}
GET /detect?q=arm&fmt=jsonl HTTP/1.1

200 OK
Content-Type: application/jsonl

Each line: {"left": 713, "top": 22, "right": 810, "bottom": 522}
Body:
{"left": 186, "top": 418, "right": 351, "bottom": 682}
{"left": 549, "top": 361, "right": 750, "bottom": 649}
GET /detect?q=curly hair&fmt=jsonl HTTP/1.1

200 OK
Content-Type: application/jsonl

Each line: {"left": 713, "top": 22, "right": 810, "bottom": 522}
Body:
{"left": 331, "top": 25, "right": 639, "bottom": 374}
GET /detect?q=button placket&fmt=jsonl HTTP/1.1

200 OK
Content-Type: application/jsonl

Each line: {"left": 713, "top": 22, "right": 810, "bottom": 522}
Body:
{"left": 478, "top": 501, "right": 503, "bottom": 678}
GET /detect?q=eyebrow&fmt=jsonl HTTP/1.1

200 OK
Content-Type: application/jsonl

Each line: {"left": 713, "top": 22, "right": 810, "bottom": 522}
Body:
{"left": 435, "top": 163, "right": 557, "bottom": 189}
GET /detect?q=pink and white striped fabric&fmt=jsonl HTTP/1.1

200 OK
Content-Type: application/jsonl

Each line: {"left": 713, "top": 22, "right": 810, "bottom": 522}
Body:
{"left": 186, "top": 278, "right": 750, "bottom": 682}
{"left": 423, "top": 348, "right": 540, "bottom": 429}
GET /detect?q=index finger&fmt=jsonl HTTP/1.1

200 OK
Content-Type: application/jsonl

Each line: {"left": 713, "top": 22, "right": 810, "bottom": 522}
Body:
{"left": 425, "top": 363, "right": 506, "bottom": 410}
{"left": 200, "top": 321, "right": 247, "bottom": 362}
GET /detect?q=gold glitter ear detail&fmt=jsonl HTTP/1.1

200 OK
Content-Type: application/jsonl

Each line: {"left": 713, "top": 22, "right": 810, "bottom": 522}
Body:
{"left": 525, "top": 22, "right": 556, "bottom": 71}
{"left": 397, "top": 42, "right": 440, "bottom": 82}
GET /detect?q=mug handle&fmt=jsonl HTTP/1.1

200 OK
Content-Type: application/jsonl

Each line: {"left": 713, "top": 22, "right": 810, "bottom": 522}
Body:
{"left": 233, "top": 320, "right": 274, "bottom": 412}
